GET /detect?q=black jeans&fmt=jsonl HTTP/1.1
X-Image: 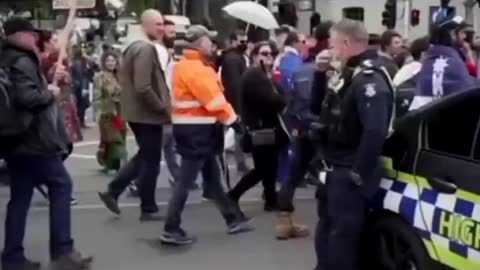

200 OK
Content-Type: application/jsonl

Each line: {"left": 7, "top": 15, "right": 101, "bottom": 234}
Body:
{"left": 3, "top": 156, "right": 74, "bottom": 263}
{"left": 278, "top": 135, "right": 316, "bottom": 212}
{"left": 108, "top": 122, "right": 163, "bottom": 213}
{"left": 229, "top": 144, "right": 280, "bottom": 206}
{"left": 164, "top": 154, "right": 242, "bottom": 232}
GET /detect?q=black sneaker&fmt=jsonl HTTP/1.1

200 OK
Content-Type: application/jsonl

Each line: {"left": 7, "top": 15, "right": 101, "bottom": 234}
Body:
{"left": 160, "top": 229, "right": 197, "bottom": 246}
{"left": 51, "top": 251, "right": 93, "bottom": 270}
{"left": 227, "top": 218, "right": 255, "bottom": 235}
{"left": 70, "top": 198, "right": 79, "bottom": 206}
{"left": 201, "top": 193, "right": 214, "bottom": 202}
{"left": 98, "top": 192, "right": 121, "bottom": 215}
{"left": 2, "top": 259, "right": 41, "bottom": 270}
{"left": 190, "top": 182, "right": 199, "bottom": 190}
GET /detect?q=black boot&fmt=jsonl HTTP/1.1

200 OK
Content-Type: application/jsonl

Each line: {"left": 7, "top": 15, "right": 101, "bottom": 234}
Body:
{"left": 2, "top": 259, "right": 41, "bottom": 270}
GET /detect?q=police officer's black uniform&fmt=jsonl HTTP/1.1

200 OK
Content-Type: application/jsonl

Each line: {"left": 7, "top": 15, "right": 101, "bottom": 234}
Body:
{"left": 313, "top": 50, "right": 394, "bottom": 270}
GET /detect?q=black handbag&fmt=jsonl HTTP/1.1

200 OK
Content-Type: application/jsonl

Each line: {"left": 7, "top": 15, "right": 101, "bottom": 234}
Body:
{"left": 241, "top": 65, "right": 291, "bottom": 152}
{"left": 241, "top": 126, "right": 276, "bottom": 153}
{"left": 248, "top": 127, "right": 277, "bottom": 146}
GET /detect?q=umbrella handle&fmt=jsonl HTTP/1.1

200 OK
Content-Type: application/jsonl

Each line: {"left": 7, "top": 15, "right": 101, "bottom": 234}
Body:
{"left": 245, "top": 0, "right": 259, "bottom": 33}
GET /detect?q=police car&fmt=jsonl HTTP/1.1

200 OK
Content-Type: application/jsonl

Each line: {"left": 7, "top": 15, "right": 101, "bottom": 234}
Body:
{"left": 363, "top": 89, "right": 480, "bottom": 270}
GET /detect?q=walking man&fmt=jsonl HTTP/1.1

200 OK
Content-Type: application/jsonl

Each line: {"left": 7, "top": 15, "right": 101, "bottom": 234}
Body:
{"left": 98, "top": 9, "right": 171, "bottom": 221}
{"left": 0, "top": 17, "right": 92, "bottom": 270}
{"left": 160, "top": 25, "right": 254, "bottom": 245}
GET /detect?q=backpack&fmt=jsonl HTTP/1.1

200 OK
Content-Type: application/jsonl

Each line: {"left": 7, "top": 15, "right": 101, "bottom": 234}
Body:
{"left": 0, "top": 57, "right": 33, "bottom": 137}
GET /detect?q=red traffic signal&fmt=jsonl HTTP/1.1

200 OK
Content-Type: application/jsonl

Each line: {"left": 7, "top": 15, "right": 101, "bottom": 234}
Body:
{"left": 411, "top": 9, "right": 420, "bottom": 26}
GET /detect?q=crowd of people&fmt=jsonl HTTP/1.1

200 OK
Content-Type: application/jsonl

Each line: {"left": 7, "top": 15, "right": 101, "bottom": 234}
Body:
{"left": 0, "top": 5, "right": 479, "bottom": 270}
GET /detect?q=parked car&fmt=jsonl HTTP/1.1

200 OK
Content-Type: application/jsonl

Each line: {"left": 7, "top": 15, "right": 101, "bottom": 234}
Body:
{"left": 363, "top": 89, "right": 480, "bottom": 270}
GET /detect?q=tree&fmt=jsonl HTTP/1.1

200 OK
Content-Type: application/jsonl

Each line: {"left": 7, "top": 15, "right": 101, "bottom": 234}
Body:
{"left": 126, "top": 0, "right": 146, "bottom": 14}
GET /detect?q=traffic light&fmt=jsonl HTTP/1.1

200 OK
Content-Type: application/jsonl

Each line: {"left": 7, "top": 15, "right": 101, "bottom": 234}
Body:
{"left": 310, "top": 12, "right": 321, "bottom": 35}
{"left": 382, "top": 0, "right": 397, "bottom": 29}
{"left": 411, "top": 9, "right": 420, "bottom": 26}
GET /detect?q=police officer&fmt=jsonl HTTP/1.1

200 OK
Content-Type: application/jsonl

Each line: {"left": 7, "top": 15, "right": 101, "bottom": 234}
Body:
{"left": 313, "top": 20, "right": 394, "bottom": 270}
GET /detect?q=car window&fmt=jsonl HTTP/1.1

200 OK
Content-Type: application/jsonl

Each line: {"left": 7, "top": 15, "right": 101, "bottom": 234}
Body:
{"left": 426, "top": 97, "right": 480, "bottom": 159}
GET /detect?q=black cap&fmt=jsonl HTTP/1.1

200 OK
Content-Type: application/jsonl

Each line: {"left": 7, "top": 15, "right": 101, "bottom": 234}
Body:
{"left": 3, "top": 17, "right": 38, "bottom": 36}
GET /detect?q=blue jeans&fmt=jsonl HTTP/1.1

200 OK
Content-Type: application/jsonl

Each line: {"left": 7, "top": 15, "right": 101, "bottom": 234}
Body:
{"left": 278, "top": 146, "right": 292, "bottom": 184}
{"left": 163, "top": 126, "right": 180, "bottom": 181}
{"left": 108, "top": 122, "right": 163, "bottom": 213}
{"left": 164, "top": 155, "right": 242, "bottom": 232}
{"left": 2, "top": 155, "right": 74, "bottom": 263}
{"left": 278, "top": 135, "right": 316, "bottom": 212}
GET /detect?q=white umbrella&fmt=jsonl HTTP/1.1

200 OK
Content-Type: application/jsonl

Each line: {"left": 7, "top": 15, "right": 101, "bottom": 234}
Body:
{"left": 223, "top": 1, "right": 279, "bottom": 30}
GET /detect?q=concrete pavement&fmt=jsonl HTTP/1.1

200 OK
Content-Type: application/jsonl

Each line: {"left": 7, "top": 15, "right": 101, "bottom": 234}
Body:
{"left": 0, "top": 202, "right": 317, "bottom": 270}
{"left": 0, "top": 126, "right": 319, "bottom": 270}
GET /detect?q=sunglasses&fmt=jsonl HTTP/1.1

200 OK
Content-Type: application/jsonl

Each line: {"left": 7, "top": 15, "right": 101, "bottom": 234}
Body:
{"left": 259, "top": 51, "right": 273, "bottom": 57}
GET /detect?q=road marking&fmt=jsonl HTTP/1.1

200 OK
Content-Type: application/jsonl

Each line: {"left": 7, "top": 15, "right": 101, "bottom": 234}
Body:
{"left": 70, "top": 154, "right": 97, "bottom": 159}
{"left": 67, "top": 152, "right": 238, "bottom": 169}
{"left": 29, "top": 196, "right": 314, "bottom": 212}
{"left": 74, "top": 136, "right": 135, "bottom": 147}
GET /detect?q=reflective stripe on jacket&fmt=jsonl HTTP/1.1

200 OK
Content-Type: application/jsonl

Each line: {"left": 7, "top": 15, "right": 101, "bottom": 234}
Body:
{"left": 173, "top": 49, "right": 237, "bottom": 125}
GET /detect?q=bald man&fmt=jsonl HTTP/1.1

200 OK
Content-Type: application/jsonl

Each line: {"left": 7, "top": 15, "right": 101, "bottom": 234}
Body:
{"left": 98, "top": 9, "right": 172, "bottom": 222}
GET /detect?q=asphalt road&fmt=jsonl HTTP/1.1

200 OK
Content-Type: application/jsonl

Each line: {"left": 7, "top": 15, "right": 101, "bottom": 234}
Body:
{"left": 0, "top": 127, "right": 319, "bottom": 270}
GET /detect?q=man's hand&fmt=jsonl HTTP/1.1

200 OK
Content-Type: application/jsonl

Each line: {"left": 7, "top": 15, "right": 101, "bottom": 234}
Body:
{"left": 349, "top": 170, "right": 363, "bottom": 187}
{"left": 230, "top": 117, "right": 244, "bottom": 134}
{"left": 316, "top": 50, "right": 333, "bottom": 72}
{"left": 53, "top": 64, "right": 69, "bottom": 83}
{"left": 48, "top": 84, "right": 61, "bottom": 97}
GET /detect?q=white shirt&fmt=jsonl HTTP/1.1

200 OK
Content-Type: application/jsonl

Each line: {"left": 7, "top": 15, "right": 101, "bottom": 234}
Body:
{"left": 154, "top": 43, "right": 171, "bottom": 72}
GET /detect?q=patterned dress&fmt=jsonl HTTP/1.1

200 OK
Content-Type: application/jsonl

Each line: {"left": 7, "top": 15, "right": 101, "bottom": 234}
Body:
{"left": 94, "top": 71, "right": 127, "bottom": 171}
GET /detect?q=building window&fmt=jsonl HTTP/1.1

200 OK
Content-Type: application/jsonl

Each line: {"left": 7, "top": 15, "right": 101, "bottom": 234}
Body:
{"left": 343, "top": 7, "right": 364, "bottom": 22}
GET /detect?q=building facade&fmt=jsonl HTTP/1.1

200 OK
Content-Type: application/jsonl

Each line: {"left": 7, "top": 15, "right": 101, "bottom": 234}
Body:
{"left": 301, "top": 0, "right": 480, "bottom": 39}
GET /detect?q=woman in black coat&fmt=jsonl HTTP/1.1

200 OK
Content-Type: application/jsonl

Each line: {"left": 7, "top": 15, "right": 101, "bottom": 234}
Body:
{"left": 228, "top": 41, "right": 290, "bottom": 211}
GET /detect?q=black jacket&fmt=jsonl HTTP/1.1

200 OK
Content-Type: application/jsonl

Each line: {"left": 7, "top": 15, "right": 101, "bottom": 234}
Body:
{"left": 1, "top": 41, "right": 66, "bottom": 157}
{"left": 221, "top": 48, "right": 246, "bottom": 113}
{"left": 316, "top": 50, "right": 393, "bottom": 197}
{"left": 241, "top": 67, "right": 289, "bottom": 144}
{"left": 376, "top": 55, "right": 399, "bottom": 79}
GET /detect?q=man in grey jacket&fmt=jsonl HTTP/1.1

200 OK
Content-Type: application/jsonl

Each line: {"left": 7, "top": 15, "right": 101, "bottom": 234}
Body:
{"left": 98, "top": 9, "right": 171, "bottom": 221}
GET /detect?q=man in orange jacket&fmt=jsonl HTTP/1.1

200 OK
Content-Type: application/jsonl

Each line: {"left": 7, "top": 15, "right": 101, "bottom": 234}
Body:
{"left": 160, "top": 25, "right": 254, "bottom": 246}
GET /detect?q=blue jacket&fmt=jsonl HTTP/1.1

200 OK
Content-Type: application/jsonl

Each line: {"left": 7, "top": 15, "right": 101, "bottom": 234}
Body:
{"left": 289, "top": 61, "right": 316, "bottom": 129}
{"left": 279, "top": 48, "right": 303, "bottom": 92}
{"left": 412, "top": 45, "right": 475, "bottom": 110}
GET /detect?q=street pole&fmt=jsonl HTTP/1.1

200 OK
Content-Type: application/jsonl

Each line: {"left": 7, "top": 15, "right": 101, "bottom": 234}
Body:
{"left": 403, "top": 0, "right": 411, "bottom": 38}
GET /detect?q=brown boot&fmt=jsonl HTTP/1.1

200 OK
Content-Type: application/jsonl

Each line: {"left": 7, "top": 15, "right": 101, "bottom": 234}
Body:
{"left": 290, "top": 218, "right": 310, "bottom": 238}
{"left": 276, "top": 212, "right": 294, "bottom": 240}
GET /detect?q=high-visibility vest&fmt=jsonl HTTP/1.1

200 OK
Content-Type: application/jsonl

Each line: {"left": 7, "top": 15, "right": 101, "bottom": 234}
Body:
{"left": 172, "top": 50, "right": 237, "bottom": 125}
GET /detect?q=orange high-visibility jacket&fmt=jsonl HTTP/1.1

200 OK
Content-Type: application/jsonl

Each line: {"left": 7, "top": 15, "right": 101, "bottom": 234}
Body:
{"left": 172, "top": 50, "right": 237, "bottom": 125}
